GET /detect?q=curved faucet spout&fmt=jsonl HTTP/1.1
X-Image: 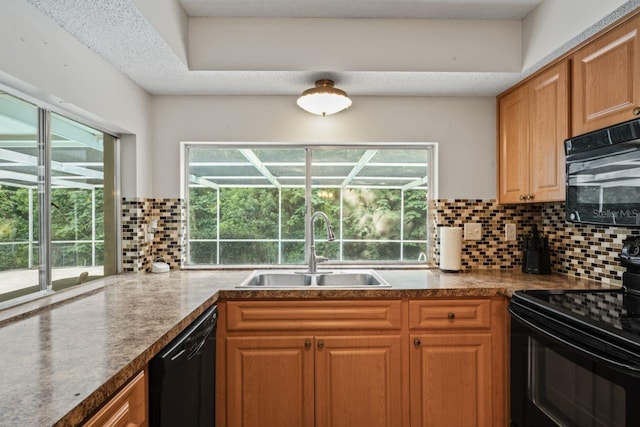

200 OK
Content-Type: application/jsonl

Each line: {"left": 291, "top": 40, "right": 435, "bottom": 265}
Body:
{"left": 307, "top": 211, "right": 335, "bottom": 273}
{"left": 313, "top": 211, "right": 336, "bottom": 241}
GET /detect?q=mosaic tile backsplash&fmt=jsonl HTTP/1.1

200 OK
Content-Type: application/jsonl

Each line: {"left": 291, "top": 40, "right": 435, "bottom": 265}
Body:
{"left": 122, "top": 198, "right": 152, "bottom": 273}
{"left": 432, "top": 199, "right": 540, "bottom": 271}
{"left": 121, "top": 197, "right": 637, "bottom": 286}
{"left": 540, "top": 203, "right": 638, "bottom": 285}
{"left": 433, "top": 199, "right": 640, "bottom": 286}
{"left": 121, "top": 198, "right": 184, "bottom": 273}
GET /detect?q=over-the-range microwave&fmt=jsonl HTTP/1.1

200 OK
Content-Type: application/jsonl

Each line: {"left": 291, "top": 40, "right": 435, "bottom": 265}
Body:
{"left": 565, "top": 118, "right": 640, "bottom": 227}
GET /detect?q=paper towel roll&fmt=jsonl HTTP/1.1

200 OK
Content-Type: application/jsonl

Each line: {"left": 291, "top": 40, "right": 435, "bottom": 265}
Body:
{"left": 439, "top": 227, "right": 462, "bottom": 272}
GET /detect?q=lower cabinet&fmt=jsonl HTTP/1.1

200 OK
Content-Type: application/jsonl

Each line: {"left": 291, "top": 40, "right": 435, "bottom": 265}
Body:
{"left": 409, "top": 298, "right": 507, "bottom": 427}
{"left": 410, "top": 333, "right": 493, "bottom": 427}
{"left": 226, "top": 336, "right": 315, "bottom": 427}
{"left": 83, "top": 368, "right": 147, "bottom": 427}
{"left": 217, "top": 297, "right": 507, "bottom": 427}
{"left": 218, "top": 300, "right": 404, "bottom": 427}
{"left": 315, "top": 336, "right": 403, "bottom": 427}
{"left": 225, "top": 334, "right": 402, "bottom": 427}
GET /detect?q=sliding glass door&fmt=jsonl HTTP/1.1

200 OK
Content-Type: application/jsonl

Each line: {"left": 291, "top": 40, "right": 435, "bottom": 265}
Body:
{"left": 0, "top": 91, "right": 118, "bottom": 303}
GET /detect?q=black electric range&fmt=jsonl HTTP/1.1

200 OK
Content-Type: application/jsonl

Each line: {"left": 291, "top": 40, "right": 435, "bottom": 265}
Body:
{"left": 509, "top": 236, "right": 640, "bottom": 427}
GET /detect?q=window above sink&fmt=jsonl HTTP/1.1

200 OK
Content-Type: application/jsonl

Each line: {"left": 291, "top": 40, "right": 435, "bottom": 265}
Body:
{"left": 183, "top": 144, "right": 435, "bottom": 267}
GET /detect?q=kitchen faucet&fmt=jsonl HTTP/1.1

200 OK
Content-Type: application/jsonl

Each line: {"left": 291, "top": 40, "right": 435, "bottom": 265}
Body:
{"left": 306, "top": 211, "right": 336, "bottom": 273}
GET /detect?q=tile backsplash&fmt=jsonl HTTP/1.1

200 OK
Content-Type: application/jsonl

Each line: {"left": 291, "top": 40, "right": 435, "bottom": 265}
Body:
{"left": 121, "top": 198, "right": 184, "bottom": 273}
{"left": 432, "top": 199, "right": 539, "bottom": 270}
{"left": 433, "top": 199, "right": 640, "bottom": 286}
{"left": 121, "top": 197, "right": 638, "bottom": 286}
{"left": 121, "top": 198, "right": 152, "bottom": 273}
{"left": 540, "top": 203, "right": 637, "bottom": 285}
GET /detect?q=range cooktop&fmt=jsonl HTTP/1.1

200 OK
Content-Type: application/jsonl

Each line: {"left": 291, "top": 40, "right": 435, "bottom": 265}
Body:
{"left": 513, "top": 236, "right": 640, "bottom": 343}
{"left": 516, "top": 287, "right": 639, "bottom": 337}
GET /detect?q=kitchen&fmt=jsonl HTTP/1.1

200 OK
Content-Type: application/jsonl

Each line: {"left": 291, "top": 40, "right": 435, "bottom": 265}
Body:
{"left": 1, "top": 0, "right": 640, "bottom": 426}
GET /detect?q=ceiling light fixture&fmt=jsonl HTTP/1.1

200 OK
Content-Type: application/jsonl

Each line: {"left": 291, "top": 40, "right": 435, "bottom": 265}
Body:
{"left": 297, "top": 79, "right": 352, "bottom": 116}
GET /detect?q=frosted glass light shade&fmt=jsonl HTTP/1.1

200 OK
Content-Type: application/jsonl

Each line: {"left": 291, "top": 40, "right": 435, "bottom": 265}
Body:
{"left": 297, "top": 79, "right": 352, "bottom": 116}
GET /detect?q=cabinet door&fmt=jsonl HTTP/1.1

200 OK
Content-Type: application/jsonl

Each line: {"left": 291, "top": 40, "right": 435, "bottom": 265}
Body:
{"left": 529, "top": 61, "right": 569, "bottom": 202}
{"left": 315, "top": 336, "right": 403, "bottom": 427}
{"left": 498, "top": 85, "right": 529, "bottom": 204}
{"left": 572, "top": 16, "right": 640, "bottom": 135}
{"left": 83, "top": 370, "right": 147, "bottom": 427}
{"left": 226, "top": 336, "right": 315, "bottom": 427}
{"left": 410, "top": 333, "right": 493, "bottom": 427}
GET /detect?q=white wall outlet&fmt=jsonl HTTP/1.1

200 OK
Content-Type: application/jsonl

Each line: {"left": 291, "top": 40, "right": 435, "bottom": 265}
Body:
{"left": 463, "top": 223, "right": 482, "bottom": 240}
{"left": 505, "top": 223, "right": 517, "bottom": 241}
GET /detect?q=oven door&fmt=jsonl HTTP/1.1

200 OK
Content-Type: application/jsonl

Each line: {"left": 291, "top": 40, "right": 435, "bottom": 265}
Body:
{"left": 510, "top": 311, "right": 640, "bottom": 427}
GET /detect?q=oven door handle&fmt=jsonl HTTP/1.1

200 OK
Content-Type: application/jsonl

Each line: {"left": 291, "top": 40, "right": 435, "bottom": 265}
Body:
{"left": 511, "top": 308, "right": 640, "bottom": 373}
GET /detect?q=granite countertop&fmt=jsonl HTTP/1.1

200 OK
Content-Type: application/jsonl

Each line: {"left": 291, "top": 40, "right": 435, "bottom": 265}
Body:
{"left": 0, "top": 268, "right": 620, "bottom": 426}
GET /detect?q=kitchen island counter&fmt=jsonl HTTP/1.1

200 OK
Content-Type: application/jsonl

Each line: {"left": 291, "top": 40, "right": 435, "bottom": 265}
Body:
{"left": 0, "top": 268, "right": 618, "bottom": 426}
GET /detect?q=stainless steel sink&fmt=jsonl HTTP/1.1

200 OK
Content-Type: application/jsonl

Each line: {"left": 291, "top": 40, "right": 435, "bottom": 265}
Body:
{"left": 241, "top": 272, "right": 312, "bottom": 287}
{"left": 237, "top": 269, "right": 391, "bottom": 288}
{"left": 315, "top": 271, "right": 388, "bottom": 287}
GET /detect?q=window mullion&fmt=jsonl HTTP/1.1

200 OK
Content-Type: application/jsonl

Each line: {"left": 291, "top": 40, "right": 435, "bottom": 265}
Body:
{"left": 305, "top": 149, "right": 312, "bottom": 266}
{"left": 278, "top": 187, "right": 282, "bottom": 265}
{"left": 400, "top": 189, "right": 405, "bottom": 261}
{"left": 216, "top": 187, "right": 220, "bottom": 265}
{"left": 28, "top": 188, "right": 34, "bottom": 269}
{"left": 37, "top": 108, "right": 51, "bottom": 292}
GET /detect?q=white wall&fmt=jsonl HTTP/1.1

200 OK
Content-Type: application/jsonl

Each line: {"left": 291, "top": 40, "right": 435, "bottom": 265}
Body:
{"left": 151, "top": 96, "right": 497, "bottom": 199}
{"left": 522, "top": 0, "right": 629, "bottom": 70}
{"left": 0, "top": 1, "right": 152, "bottom": 197}
{"left": 190, "top": 18, "right": 521, "bottom": 72}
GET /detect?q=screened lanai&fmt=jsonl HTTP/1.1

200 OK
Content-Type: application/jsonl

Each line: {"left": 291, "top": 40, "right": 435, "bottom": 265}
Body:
{"left": 186, "top": 145, "right": 433, "bottom": 266}
{"left": 0, "top": 92, "right": 106, "bottom": 298}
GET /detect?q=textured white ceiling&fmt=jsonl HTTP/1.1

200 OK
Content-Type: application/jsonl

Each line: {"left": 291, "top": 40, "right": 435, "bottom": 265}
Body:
{"left": 179, "top": 0, "right": 542, "bottom": 20}
{"left": 20, "top": 0, "right": 634, "bottom": 97}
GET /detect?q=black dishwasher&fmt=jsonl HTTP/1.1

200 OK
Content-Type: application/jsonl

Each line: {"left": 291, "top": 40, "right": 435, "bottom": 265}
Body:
{"left": 149, "top": 304, "right": 217, "bottom": 427}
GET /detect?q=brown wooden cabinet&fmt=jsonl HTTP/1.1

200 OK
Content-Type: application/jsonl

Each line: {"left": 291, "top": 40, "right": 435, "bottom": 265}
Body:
{"left": 225, "top": 336, "right": 315, "bottom": 427}
{"left": 572, "top": 14, "right": 640, "bottom": 136}
{"left": 83, "top": 369, "right": 147, "bottom": 427}
{"left": 498, "top": 84, "right": 529, "bottom": 204}
{"left": 410, "top": 333, "right": 492, "bottom": 427}
{"left": 315, "top": 335, "right": 403, "bottom": 427}
{"left": 408, "top": 298, "right": 507, "bottom": 427}
{"left": 498, "top": 61, "right": 568, "bottom": 204}
{"left": 218, "top": 297, "right": 507, "bottom": 427}
{"left": 217, "top": 300, "right": 405, "bottom": 427}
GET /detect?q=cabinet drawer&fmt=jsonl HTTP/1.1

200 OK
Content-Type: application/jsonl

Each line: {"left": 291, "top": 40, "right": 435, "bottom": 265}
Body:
{"left": 226, "top": 300, "right": 402, "bottom": 331}
{"left": 83, "top": 369, "right": 146, "bottom": 427}
{"left": 409, "top": 299, "right": 491, "bottom": 330}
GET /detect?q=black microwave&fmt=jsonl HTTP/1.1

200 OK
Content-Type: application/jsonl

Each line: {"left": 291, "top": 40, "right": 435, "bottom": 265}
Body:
{"left": 565, "top": 119, "right": 640, "bottom": 226}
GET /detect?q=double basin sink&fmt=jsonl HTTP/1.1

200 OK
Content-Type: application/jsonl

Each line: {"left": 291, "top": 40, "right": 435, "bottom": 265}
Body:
{"left": 238, "top": 269, "right": 391, "bottom": 288}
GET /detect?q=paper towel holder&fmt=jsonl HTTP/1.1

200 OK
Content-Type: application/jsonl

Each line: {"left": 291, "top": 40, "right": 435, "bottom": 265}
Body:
{"left": 439, "top": 226, "right": 463, "bottom": 273}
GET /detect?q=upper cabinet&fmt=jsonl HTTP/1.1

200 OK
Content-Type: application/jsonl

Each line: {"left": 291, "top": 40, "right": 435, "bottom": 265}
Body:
{"left": 572, "top": 15, "right": 640, "bottom": 136}
{"left": 529, "top": 62, "right": 569, "bottom": 202}
{"left": 498, "top": 61, "right": 569, "bottom": 204}
{"left": 498, "top": 85, "right": 529, "bottom": 204}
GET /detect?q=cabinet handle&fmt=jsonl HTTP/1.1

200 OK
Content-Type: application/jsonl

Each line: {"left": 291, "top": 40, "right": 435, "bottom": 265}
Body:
{"left": 519, "top": 195, "right": 525, "bottom": 201}
{"left": 317, "top": 340, "right": 325, "bottom": 348}
{"left": 633, "top": 107, "right": 640, "bottom": 116}
{"left": 527, "top": 194, "right": 534, "bottom": 201}
{"left": 448, "top": 312, "right": 456, "bottom": 320}
{"left": 304, "top": 340, "right": 311, "bottom": 349}
{"left": 413, "top": 338, "right": 421, "bottom": 346}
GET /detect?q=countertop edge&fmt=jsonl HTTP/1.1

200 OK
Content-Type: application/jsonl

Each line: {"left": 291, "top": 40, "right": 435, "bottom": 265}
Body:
{"left": 53, "top": 292, "right": 220, "bottom": 427}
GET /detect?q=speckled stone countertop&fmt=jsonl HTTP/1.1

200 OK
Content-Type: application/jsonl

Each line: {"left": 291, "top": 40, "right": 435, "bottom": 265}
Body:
{"left": 0, "top": 268, "right": 619, "bottom": 426}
